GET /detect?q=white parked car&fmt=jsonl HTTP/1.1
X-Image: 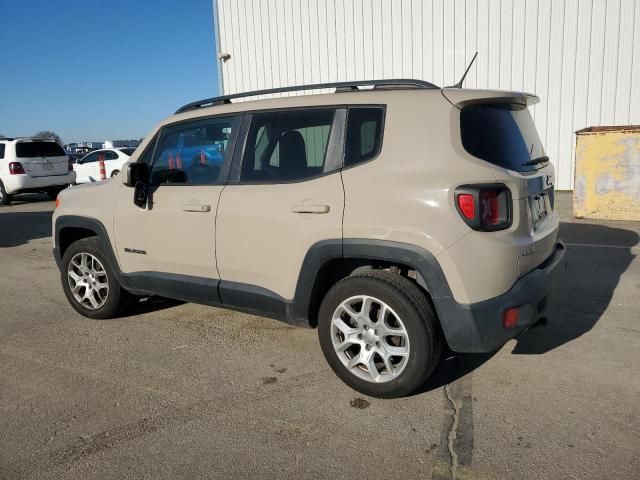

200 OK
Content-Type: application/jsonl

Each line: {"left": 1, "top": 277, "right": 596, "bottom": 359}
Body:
{"left": 73, "top": 148, "right": 136, "bottom": 184}
{"left": 0, "top": 138, "right": 75, "bottom": 206}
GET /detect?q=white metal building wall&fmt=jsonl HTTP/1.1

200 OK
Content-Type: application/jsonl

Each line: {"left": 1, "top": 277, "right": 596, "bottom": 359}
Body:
{"left": 214, "top": 0, "right": 640, "bottom": 190}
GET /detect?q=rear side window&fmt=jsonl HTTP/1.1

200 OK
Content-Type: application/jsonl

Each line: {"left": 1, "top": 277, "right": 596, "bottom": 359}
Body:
{"left": 241, "top": 109, "right": 335, "bottom": 182}
{"left": 345, "top": 107, "right": 384, "bottom": 167}
{"left": 460, "top": 103, "right": 545, "bottom": 172}
{"left": 150, "top": 116, "right": 239, "bottom": 185}
{"left": 16, "top": 141, "right": 66, "bottom": 158}
{"left": 119, "top": 148, "right": 136, "bottom": 156}
{"left": 0, "top": 144, "right": 4, "bottom": 159}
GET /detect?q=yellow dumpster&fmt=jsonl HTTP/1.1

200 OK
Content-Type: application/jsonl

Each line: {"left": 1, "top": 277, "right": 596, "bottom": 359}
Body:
{"left": 574, "top": 126, "right": 640, "bottom": 221}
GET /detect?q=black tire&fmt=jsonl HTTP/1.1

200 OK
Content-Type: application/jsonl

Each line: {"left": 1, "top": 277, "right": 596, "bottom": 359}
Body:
{"left": 111, "top": 170, "right": 120, "bottom": 177}
{"left": 60, "top": 237, "right": 134, "bottom": 319}
{"left": 46, "top": 186, "right": 65, "bottom": 200}
{"left": 318, "top": 270, "right": 442, "bottom": 398}
{"left": 0, "top": 180, "right": 13, "bottom": 206}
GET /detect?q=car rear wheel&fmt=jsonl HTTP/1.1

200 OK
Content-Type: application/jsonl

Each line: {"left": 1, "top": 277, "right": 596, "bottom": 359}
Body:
{"left": 111, "top": 170, "right": 120, "bottom": 177}
{"left": 0, "top": 180, "right": 13, "bottom": 206}
{"left": 60, "top": 237, "right": 134, "bottom": 319}
{"left": 46, "top": 186, "right": 65, "bottom": 200}
{"left": 318, "top": 270, "right": 442, "bottom": 398}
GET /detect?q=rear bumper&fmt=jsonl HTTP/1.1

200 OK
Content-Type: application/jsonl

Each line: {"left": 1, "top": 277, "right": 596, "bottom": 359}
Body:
{"left": 435, "top": 241, "right": 566, "bottom": 353}
{"left": 3, "top": 172, "right": 76, "bottom": 194}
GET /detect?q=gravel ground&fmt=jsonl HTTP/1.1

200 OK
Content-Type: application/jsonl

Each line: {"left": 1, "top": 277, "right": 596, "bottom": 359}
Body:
{"left": 0, "top": 192, "right": 638, "bottom": 480}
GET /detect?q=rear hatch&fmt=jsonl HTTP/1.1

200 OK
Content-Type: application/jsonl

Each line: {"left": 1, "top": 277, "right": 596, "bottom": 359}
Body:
{"left": 15, "top": 140, "right": 69, "bottom": 177}
{"left": 444, "top": 89, "right": 558, "bottom": 276}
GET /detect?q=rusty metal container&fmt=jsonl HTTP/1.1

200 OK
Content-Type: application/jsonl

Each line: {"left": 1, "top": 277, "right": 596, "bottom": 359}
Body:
{"left": 574, "top": 126, "right": 640, "bottom": 221}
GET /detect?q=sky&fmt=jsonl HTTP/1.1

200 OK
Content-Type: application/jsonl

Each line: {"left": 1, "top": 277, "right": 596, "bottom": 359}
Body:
{"left": 0, "top": 0, "right": 219, "bottom": 143}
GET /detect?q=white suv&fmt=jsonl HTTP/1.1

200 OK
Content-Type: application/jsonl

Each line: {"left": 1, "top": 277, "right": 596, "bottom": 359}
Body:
{"left": 0, "top": 138, "right": 76, "bottom": 205}
{"left": 74, "top": 148, "right": 136, "bottom": 184}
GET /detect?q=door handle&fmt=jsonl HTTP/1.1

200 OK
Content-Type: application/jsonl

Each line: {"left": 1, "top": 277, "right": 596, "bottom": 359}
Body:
{"left": 291, "top": 204, "right": 330, "bottom": 214}
{"left": 181, "top": 204, "right": 211, "bottom": 212}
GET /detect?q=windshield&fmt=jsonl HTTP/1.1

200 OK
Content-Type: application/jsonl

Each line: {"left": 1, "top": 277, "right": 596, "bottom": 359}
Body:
{"left": 460, "top": 103, "right": 546, "bottom": 172}
{"left": 16, "top": 141, "right": 66, "bottom": 158}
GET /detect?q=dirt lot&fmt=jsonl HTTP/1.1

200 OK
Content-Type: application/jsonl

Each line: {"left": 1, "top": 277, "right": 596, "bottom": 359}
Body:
{"left": 1, "top": 192, "right": 638, "bottom": 480}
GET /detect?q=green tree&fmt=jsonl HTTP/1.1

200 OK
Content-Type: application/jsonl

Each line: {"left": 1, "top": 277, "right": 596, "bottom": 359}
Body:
{"left": 34, "top": 130, "right": 62, "bottom": 145}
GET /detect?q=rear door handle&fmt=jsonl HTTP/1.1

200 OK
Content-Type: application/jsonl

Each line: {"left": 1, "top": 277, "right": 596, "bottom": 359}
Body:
{"left": 181, "top": 204, "right": 211, "bottom": 212}
{"left": 291, "top": 204, "right": 330, "bottom": 214}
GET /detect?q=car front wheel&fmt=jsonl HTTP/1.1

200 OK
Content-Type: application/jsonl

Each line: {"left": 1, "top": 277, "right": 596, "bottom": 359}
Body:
{"left": 60, "top": 237, "right": 133, "bottom": 319}
{"left": 318, "top": 270, "right": 442, "bottom": 398}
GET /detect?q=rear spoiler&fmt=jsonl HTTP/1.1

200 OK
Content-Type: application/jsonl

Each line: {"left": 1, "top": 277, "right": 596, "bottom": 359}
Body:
{"left": 441, "top": 88, "right": 540, "bottom": 109}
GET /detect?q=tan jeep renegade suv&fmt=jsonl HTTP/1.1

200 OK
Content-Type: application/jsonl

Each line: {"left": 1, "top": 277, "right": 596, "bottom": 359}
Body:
{"left": 53, "top": 80, "right": 565, "bottom": 398}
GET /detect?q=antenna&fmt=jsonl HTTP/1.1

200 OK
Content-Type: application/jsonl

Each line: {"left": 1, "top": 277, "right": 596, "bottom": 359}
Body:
{"left": 448, "top": 51, "right": 478, "bottom": 89}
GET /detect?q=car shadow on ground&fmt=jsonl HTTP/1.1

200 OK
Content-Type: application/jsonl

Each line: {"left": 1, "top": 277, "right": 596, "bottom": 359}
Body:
{"left": 2, "top": 193, "right": 52, "bottom": 206}
{"left": 0, "top": 211, "right": 53, "bottom": 248}
{"left": 512, "top": 221, "right": 638, "bottom": 354}
{"left": 419, "top": 221, "right": 638, "bottom": 392}
{"left": 120, "top": 296, "right": 185, "bottom": 317}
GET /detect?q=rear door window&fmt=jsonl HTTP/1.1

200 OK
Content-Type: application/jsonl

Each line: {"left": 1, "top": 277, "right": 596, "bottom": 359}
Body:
{"left": 16, "top": 141, "right": 66, "bottom": 158}
{"left": 240, "top": 109, "right": 335, "bottom": 182}
{"left": 460, "top": 103, "right": 546, "bottom": 172}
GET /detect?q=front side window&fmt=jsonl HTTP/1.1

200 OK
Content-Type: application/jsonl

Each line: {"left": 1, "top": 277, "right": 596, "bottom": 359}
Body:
{"left": 81, "top": 152, "right": 99, "bottom": 164}
{"left": 150, "top": 116, "right": 239, "bottom": 185}
{"left": 241, "top": 109, "right": 335, "bottom": 182}
{"left": 345, "top": 107, "right": 384, "bottom": 167}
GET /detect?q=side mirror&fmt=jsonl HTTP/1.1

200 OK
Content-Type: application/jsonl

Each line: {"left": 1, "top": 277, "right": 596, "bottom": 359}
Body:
{"left": 133, "top": 181, "right": 148, "bottom": 208}
{"left": 122, "top": 161, "right": 149, "bottom": 187}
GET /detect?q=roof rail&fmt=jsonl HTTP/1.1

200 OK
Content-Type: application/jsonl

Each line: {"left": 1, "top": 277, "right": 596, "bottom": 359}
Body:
{"left": 175, "top": 79, "right": 439, "bottom": 114}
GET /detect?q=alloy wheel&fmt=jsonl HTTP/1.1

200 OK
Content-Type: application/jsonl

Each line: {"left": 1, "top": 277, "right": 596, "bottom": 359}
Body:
{"left": 67, "top": 252, "right": 109, "bottom": 310}
{"left": 330, "top": 295, "right": 410, "bottom": 383}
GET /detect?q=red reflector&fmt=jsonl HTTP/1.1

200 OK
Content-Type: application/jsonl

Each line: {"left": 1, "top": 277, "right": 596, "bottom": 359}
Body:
{"left": 480, "top": 190, "right": 500, "bottom": 226}
{"left": 503, "top": 307, "right": 519, "bottom": 328}
{"left": 457, "top": 194, "right": 475, "bottom": 219}
{"left": 9, "top": 162, "right": 25, "bottom": 175}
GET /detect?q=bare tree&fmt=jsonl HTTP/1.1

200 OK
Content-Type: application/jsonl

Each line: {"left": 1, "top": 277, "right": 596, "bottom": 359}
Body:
{"left": 0, "top": 133, "right": 6, "bottom": 139}
{"left": 34, "top": 130, "right": 62, "bottom": 145}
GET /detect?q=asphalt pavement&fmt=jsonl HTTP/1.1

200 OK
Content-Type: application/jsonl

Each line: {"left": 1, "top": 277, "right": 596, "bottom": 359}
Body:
{"left": 0, "top": 192, "right": 638, "bottom": 480}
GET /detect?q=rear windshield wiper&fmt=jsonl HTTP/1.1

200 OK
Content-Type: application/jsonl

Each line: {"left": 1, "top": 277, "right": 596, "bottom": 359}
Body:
{"left": 522, "top": 155, "right": 549, "bottom": 166}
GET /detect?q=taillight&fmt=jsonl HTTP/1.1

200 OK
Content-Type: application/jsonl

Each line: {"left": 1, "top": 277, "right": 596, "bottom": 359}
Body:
{"left": 9, "top": 162, "right": 25, "bottom": 175}
{"left": 457, "top": 194, "right": 475, "bottom": 219}
{"left": 455, "top": 184, "right": 511, "bottom": 231}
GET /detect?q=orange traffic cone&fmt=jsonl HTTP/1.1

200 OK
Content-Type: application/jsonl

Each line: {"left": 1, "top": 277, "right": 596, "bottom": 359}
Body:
{"left": 98, "top": 155, "right": 106, "bottom": 180}
{"left": 176, "top": 151, "right": 183, "bottom": 169}
{"left": 200, "top": 150, "right": 206, "bottom": 164}
{"left": 168, "top": 152, "right": 174, "bottom": 170}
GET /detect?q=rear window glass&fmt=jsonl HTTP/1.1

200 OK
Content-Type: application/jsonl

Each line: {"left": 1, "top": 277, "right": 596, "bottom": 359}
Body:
{"left": 0, "top": 144, "right": 4, "bottom": 159}
{"left": 16, "top": 141, "right": 66, "bottom": 158}
{"left": 460, "top": 103, "right": 546, "bottom": 172}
